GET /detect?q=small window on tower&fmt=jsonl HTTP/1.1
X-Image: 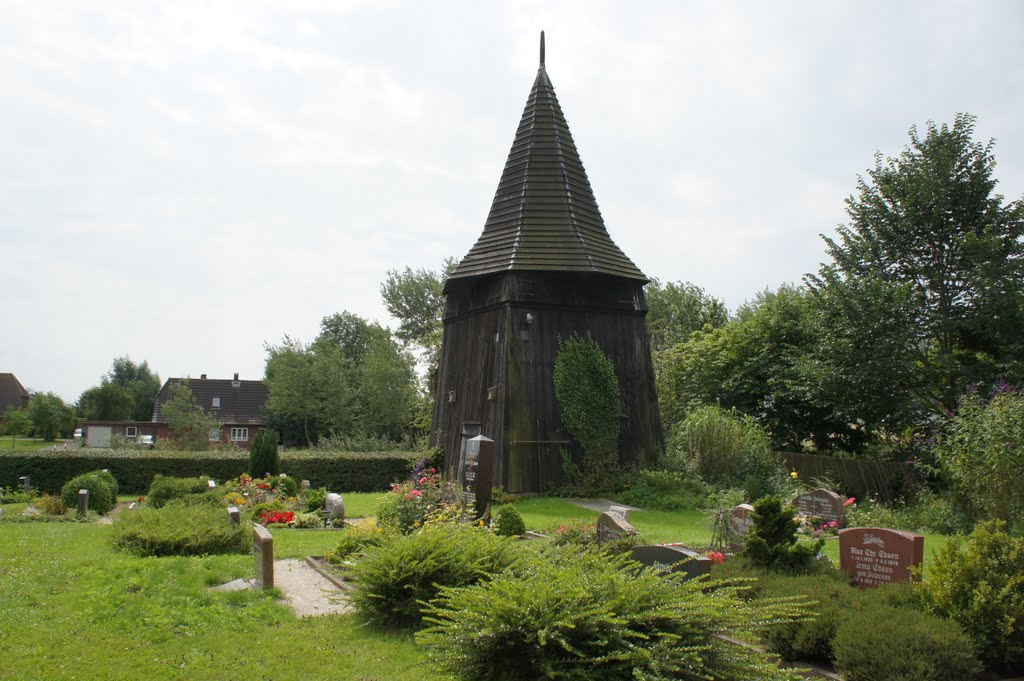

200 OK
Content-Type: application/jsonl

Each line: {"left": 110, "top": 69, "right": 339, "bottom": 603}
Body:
{"left": 212, "top": 397, "right": 220, "bottom": 408}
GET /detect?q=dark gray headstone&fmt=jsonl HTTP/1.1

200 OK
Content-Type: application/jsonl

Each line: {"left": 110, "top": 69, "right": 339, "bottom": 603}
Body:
{"left": 461, "top": 435, "right": 496, "bottom": 519}
{"left": 227, "top": 506, "right": 240, "bottom": 524}
{"left": 77, "top": 489, "right": 89, "bottom": 516}
{"left": 792, "top": 488, "right": 846, "bottom": 526}
{"left": 596, "top": 512, "right": 638, "bottom": 544}
{"left": 18, "top": 476, "right": 30, "bottom": 493}
{"left": 631, "top": 544, "right": 712, "bottom": 580}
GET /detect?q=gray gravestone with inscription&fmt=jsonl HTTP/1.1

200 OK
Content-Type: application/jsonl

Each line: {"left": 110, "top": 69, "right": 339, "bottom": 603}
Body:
{"left": 631, "top": 545, "right": 712, "bottom": 581}
{"left": 793, "top": 488, "right": 846, "bottom": 526}
{"left": 730, "top": 503, "right": 756, "bottom": 537}
{"left": 839, "top": 527, "right": 923, "bottom": 588}
{"left": 596, "top": 511, "right": 638, "bottom": 544}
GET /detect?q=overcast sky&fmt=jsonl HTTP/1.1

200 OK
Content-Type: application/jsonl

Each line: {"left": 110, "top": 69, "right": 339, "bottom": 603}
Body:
{"left": 3, "top": 1, "right": 1023, "bottom": 403}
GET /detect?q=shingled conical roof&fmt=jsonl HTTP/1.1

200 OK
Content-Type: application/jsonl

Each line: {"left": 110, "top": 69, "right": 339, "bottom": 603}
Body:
{"left": 447, "top": 33, "right": 647, "bottom": 286}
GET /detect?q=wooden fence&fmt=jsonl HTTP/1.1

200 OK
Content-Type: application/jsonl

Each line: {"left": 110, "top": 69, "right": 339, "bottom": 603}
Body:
{"left": 776, "top": 451, "right": 914, "bottom": 502}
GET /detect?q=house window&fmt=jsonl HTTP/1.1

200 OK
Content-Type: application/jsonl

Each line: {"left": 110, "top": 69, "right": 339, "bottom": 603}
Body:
{"left": 212, "top": 397, "right": 220, "bottom": 408}
{"left": 209, "top": 427, "right": 221, "bottom": 442}
{"left": 125, "top": 426, "right": 137, "bottom": 438}
{"left": 230, "top": 427, "right": 249, "bottom": 442}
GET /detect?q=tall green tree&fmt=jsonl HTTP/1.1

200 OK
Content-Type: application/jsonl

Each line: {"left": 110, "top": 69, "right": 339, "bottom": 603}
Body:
{"left": 161, "top": 381, "right": 219, "bottom": 451}
{"left": 810, "top": 113, "right": 1024, "bottom": 415}
{"left": 645, "top": 278, "right": 728, "bottom": 355}
{"left": 78, "top": 382, "right": 134, "bottom": 421}
{"left": 77, "top": 356, "right": 161, "bottom": 422}
{"left": 26, "top": 392, "right": 75, "bottom": 441}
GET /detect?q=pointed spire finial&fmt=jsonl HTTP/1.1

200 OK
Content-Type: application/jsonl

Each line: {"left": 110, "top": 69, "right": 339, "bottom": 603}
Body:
{"left": 540, "top": 31, "right": 545, "bottom": 67}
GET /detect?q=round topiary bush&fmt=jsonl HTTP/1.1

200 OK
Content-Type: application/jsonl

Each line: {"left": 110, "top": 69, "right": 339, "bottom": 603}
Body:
{"left": 61, "top": 472, "right": 115, "bottom": 514}
{"left": 493, "top": 505, "right": 526, "bottom": 537}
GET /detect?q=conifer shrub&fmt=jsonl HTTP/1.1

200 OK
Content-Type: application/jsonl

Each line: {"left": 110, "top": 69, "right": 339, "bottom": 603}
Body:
{"left": 832, "top": 602, "right": 980, "bottom": 681}
{"left": 305, "top": 487, "right": 329, "bottom": 511}
{"left": 110, "top": 499, "right": 247, "bottom": 557}
{"left": 418, "top": 548, "right": 810, "bottom": 681}
{"left": 758, "top": 572, "right": 854, "bottom": 664}
{"left": 917, "top": 520, "right": 1024, "bottom": 671}
{"left": 492, "top": 505, "right": 526, "bottom": 537}
{"left": 743, "top": 496, "right": 822, "bottom": 572}
{"left": 351, "top": 524, "right": 525, "bottom": 629}
{"left": 146, "top": 475, "right": 211, "bottom": 508}
{"left": 60, "top": 472, "right": 115, "bottom": 514}
{"left": 248, "top": 429, "right": 280, "bottom": 477}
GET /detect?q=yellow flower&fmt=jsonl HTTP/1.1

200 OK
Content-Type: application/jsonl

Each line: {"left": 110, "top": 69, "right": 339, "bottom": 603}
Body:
{"left": 790, "top": 471, "right": 799, "bottom": 479}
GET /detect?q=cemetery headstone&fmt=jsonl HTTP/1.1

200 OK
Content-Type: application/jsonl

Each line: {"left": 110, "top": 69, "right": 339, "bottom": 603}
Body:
{"left": 77, "top": 489, "right": 89, "bottom": 516}
{"left": 207, "top": 479, "right": 217, "bottom": 489}
{"left": 252, "top": 524, "right": 274, "bottom": 589}
{"left": 793, "top": 488, "right": 846, "bottom": 527}
{"left": 730, "top": 503, "right": 756, "bottom": 537}
{"left": 325, "top": 493, "right": 345, "bottom": 522}
{"left": 300, "top": 480, "right": 310, "bottom": 494}
{"left": 227, "top": 507, "right": 240, "bottom": 524}
{"left": 609, "top": 505, "right": 632, "bottom": 522}
{"left": 596, "top": 511, "right": 638, "bottom": 544}
{"left": 839, "top": 527, "right": 924, "bottom": 588}
{"left": 461, "top": 435, "right": 496, "bottom": 519}
{"left": 18, "top": 476, "right": 30, "bottom": 493}
{"left": 631, "top": 545, "right": 712, "bottom": 581}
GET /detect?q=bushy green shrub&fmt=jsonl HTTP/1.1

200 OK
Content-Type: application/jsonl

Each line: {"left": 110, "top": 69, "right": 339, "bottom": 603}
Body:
{"left": 89, "top": 469, "right": 119, "bottom": 499}
{"left": 493, "top": 505, "right": 525, "bottom": 537}
{"left": 616, "top": 469, "right": 708, "bottom": 511}
{"left": 917, "top": 520, "right": 1024, "bottom": 671}
{"left": 743, "top": 496, "right": 822, "bottom": 572}
{"left": 758, "top": 573, "right": 854, "bottom": 663}
{"left": 375, "top": 471, "right": 445, "bottom": 534}
{"left": 326, "top": 525, "right": 389, "bottom": 563}
{"left": 305, "top": 487, "right": 328, "bottom": 511}
{"left": 110, "top": 500, "right": 247, "bottom": 556}
{"left": 418, "top": 548, "right": 809, "bottom": 681}
{"left": 248, "top": 429, "right": 280, "bottom": 477}
{"left": 935, "top": 388, "right": 1024, "bottom": 526}
{"left": 61, "top": 472, "right": 115, "bottom": 514}
{"left": 667, "top": 405, "right": 785, "bottom": 495}
{"left": 352, "top": 524, "right": 524, "bottom": 628}
{"left": 847, "top": 489, "right": 972, "bottom": 535}
{"left": 832, "top": 601, "right": 980, "bottom": 681}
{"left": 0, "top": 449, "right": 420, "bottom": 494}
{"left": 267, "top": 473, "right": 297, "bottom": 498}
{"left": 146, "top": 475, "right": 211, "bottom": 509}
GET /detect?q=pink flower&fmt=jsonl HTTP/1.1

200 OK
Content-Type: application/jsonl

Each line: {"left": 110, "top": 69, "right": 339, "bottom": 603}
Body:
{"left": 843, "top": 497, "right": 857, "bottom": 507}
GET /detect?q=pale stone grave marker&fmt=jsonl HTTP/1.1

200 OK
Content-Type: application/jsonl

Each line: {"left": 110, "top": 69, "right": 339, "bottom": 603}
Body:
{"left": 227, "top": 507, "right": 240, "bottom": 524}
{"left": 608, "top": 505, "right": 632, "bottom": 522}
{"left": 325, "top": 493, "right": 345, "bottom": 523}
{"left": 631, "top": 544, "right": 712, "bottom": 581}
{"left": 793, "top": 488, "right": 846, "bottom": 526}
{"left": 839, "top": 527, "right": 923, "bottom": 588}
{"left": 596, "top": 511, "right": 638, "bottom": 544}
{"left": 730, "top": 503, "right": 756, "bottom": 537}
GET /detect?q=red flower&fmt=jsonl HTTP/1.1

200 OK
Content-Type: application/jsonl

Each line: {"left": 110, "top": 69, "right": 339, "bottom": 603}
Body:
{"left": 136, "top": 496, "right": 144, "bottom": 503}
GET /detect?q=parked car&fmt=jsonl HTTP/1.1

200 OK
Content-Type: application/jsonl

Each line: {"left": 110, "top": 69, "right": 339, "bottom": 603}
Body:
{"left": 138, "top": 435, "right": 155, "bottom": 449}
{"left": 73, "top": 428, "right": 83, "bottom": 441}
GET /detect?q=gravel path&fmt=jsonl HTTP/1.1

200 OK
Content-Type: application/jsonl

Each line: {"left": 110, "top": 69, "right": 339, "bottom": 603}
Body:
{"left": 274, "top": 559, "right": 352, "bottom": 618}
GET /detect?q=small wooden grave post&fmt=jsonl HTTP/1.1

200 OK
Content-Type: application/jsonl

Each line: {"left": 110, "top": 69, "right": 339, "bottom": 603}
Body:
{"left": 461, "top": 435, "right": 496, "bottom": 520}
{"left": 252, "top": 524, "right": 274, "bottom": 590}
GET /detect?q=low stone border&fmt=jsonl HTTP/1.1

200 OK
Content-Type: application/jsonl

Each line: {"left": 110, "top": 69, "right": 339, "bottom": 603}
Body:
{"left": 304, "top": 556, "right": 354, "bottom": 591}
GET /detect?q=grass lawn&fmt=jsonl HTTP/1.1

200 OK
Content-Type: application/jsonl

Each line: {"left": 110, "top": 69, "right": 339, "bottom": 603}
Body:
{"left": 0, "top": 437, "right": 73, "bottom": 450}
{"left": 0, "top": 521, "right": 440, "bottom": 681}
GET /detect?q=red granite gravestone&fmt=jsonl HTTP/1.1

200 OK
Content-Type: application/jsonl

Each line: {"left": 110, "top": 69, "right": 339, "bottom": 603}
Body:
{"left": 793, "top": 488, "right": 846, "bottom": 526}
{"left": 839, "top": 527, "right": 924, "bottom": 588}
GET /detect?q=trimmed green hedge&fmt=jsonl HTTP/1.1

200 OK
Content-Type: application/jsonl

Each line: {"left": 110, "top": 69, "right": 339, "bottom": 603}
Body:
{"left": 0, "top": 449, "right": 421, "bottom": 494}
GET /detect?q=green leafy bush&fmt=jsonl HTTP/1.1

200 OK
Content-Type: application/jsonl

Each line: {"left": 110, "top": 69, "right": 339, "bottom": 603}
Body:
{"left": 418, "top": 548, "right": 809, "bottom": 681}
{"left": 667, "top": 405, "right": 785, "bottom": 495}
{"left": 375, "top": 470, "right": 444, "bottom": 534}
{"left": 758, "top": 573, "right": 854, "bottom": 663}
{"left": 616, "top": 468, "right": 708, "bottom": 511}
{"left": 846, "top": 489, "right": 972, "bottom": 535}
{"left": 326, "top": 525, "right": 389, "bottom": 563}
{"left": 917, "top": 520, "right": 1024, "bottom": 671}
{"left": 0, "top": 448, "right": 420, "bottom": 494}
{"left": 832, "top": 601, "right": 980, "bottom": 681}
{"left": 351, "top": 525, "right": 524, "bottom": 629}
{"left": 743, "top": 496, "right": 822, "bottom": 572}
{"left": 304, "top": 487, "right": 328, "bottom": 511}
{"left": 248, "top": 429, "right": 280, "bottom": 477}
{"left": 110, "top": 500, "right": 247, "bottom": 557}
{"left": 146, "top": 475, "right": 211, "bottom": 509}
{"left": 89, "top": 469, "right": 119, "bottom": 499}
{"left": 61, "top": 472, "right": 115, "bottom": 514}
{"left": 267, "top": 473, "right": 297, "bottom": 498}
{"left": 492, "top": 505, "right": 525, "bottom": 537}
{"left": 553, "top": 333, "right": 622, "bottom": 490}
{"left": 935, "top": 388, "right": 1024, "bottom": 526}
